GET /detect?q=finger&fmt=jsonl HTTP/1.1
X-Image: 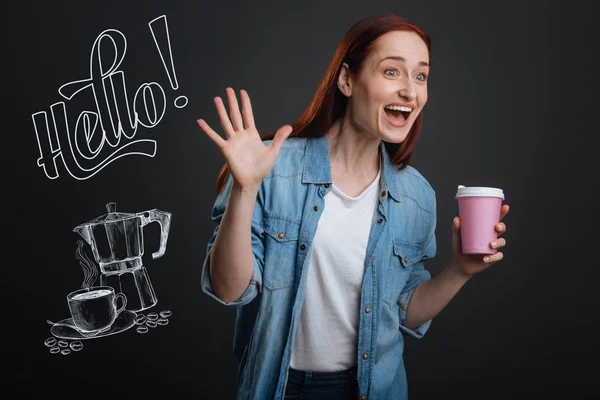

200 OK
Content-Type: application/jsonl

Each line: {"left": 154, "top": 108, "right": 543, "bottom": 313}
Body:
{"left": 499, "top": 204, "right": 510, "bottom": 221}
{"left": 495, "top": 222, "right": 506, "bottom": 233}
{"left": 240, "top": 89, "right": 256, "bottom": 129}
{"left": 452, "top": 217, "right": 462, "bottom": 250}
{"left": 270, "top": 125, "right": 293, "bottom": 154}
{"left": 214, "top": 96, "right": 235, "bottom": 138}
{"left": 197, "top": 119, "right": 226, "bottom": 148}
{"left": 490, "top": 238, "right": 506, "bottom": 249}
{"left": 226, "top": 87, "right": 244, "bottom": 132}
{"left": 484, "top": 252, "right": 503, "bottom": 263}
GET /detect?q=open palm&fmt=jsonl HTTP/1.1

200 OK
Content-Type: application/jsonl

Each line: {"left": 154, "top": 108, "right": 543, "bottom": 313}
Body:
{"left": 197, "top": 87, "right": 292, "bottom": 190}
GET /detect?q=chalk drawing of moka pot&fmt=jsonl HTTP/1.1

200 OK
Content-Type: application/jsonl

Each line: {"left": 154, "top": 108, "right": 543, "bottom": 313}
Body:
{"left": 73, "top": 202, "right": 172, "bottom": 312}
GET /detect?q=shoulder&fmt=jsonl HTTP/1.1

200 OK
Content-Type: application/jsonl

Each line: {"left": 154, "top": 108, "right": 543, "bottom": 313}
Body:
{"left": 262, "top": 137, "right": 307, "bottom": 177}
{"left": 394, "top": 164, "right": 436, "bottom": 213}
{"left": 398, "top": 165, "right": 435, "bottom": 194}
{"left": 262, "top": 137, "right": 307, "bottom": 151}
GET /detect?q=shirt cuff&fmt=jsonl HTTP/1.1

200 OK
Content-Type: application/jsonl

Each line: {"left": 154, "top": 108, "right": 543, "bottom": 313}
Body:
{"left": 397, "top": 287, "right": 432, "bottom": 338}
{"left": 201, "top": 252, "right": 262, "bottom": 307}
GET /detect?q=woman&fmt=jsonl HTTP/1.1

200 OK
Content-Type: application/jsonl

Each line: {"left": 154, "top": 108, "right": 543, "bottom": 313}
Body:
{"left": 197, "top": 14, "right": 509, "bottom": 400}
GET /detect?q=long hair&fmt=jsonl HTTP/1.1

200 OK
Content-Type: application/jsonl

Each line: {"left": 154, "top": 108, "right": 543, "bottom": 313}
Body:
{"left": 217, "top": 14, "right": 431, "bottom": 194}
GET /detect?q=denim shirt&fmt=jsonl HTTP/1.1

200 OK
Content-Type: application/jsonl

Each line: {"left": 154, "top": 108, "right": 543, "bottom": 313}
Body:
{"left": 202, "top": 134, "right": 437, "bottom": 400}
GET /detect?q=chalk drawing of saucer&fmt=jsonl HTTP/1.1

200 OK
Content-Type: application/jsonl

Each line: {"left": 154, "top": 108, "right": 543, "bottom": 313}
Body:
{"left": 50, "top": 310, "right": 137, "bottom": 340}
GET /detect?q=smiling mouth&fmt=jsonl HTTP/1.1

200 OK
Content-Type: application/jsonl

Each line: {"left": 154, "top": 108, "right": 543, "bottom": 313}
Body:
{"left": 384, "top": 108, "right": 411, "bottom": 124}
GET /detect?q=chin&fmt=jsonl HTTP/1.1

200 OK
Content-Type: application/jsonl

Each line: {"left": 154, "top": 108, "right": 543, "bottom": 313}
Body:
{"left": 380, "top": 124, "right": 413, "bottom": 144}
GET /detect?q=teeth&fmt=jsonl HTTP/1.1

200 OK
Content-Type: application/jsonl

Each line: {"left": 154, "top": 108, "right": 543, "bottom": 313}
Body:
{"left": 385, "top": 105, "right": 412, "bottom": 112}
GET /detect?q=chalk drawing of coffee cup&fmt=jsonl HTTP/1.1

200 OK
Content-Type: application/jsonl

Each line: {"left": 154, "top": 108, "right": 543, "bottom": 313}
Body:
{"left": 67, "top": 286, "right": 127, "bottom": 334}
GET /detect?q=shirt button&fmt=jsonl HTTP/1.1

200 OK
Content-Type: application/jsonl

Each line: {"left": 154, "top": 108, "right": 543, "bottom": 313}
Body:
{"left": 300, "top": 244, "right": 306, "bottom": 251}
{"left": 377, "top": 218, "right": 383, "bottom": 224}
{"left": 362, "top": 353, "right": 368, "bottom": 360}
{"left": 278, "top": 232, "right": 285, "bottom": 239}
{"left": 361, "top": 396, "right": 367, "bottom": 400}
{"left": 365, "top": 307, "right": 370, "bottom": 313}
{"left": 324, "top": 183, "right": 330, "bottom": 188}
{"left": 313, "top": 205, "right": 318, "bottom": 211}
{"left": 404, "top": 257, "right": 409, "bottom": 262}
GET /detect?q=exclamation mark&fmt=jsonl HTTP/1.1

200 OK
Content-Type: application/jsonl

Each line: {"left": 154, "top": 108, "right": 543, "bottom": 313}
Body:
{"left": 149, "top": 15, "right": 188, "bottom": 109}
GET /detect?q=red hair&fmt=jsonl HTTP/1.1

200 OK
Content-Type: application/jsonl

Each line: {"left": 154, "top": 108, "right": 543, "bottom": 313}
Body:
{"left": 217, "top": 14, "right": 431, "bottom": 194}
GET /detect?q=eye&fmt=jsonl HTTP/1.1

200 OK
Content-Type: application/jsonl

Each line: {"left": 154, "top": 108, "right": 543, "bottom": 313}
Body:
{"left": 416, "top": 73, "right": 428, "bottom": 81}
{"left": 384, "top": 69, "right": 399, "bottom": 77}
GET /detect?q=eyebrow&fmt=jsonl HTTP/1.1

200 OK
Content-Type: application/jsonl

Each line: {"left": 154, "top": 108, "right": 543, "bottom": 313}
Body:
{"left": 379, "top": 56, "right": 430, "bottom": 67}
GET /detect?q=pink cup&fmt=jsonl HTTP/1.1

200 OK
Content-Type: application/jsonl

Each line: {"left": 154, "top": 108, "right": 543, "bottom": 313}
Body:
{"left": 455, "top": 185, "right": 505, "bottom": 255}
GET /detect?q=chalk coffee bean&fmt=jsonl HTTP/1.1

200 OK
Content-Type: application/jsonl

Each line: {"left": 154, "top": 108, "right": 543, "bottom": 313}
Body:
{"left": 60, "top": 348, "right": 71, "bottom": 355}
{"left": 146, "top": 320, "right": 157, "bottom": 328}
{"left": 58, "top": 340, "right": 69, "bottom": 348}
{"left": 136, "top": 325, "right": 149, "bottom": 334}
{"left": 44, "top": 337, "right": 57, "bottom": 347}
{"left": 49, "top": 346, "right": 60, "bottom": 354}
{"left": 146, "top": 312, "right": 159, "bottom": 321}
{"left": 159, "top": 310, "right": 172, "bottom": 318}
{"left": 157, "top": 318, "right": 169, "bottom": 326}
{"left": 69, "top": 341, "right": 83, "bottom": 351}
{"left": 134, "top": 314, "right": 146, "bottom": 325}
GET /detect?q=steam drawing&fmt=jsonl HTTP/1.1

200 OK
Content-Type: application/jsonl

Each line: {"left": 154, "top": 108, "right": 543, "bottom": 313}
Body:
{"left": 44, "top": 202, "right": 173, "bottom": 355}
{"left": 76, "top": 240, "right": 98, "bottom": 289}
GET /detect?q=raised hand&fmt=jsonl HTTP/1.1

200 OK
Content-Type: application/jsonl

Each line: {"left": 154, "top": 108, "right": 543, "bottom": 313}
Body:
{"left": 197, "top": 87, "right": 293, "bottom": 190}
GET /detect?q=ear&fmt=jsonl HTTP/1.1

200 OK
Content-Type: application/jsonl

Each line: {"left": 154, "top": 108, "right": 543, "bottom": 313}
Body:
{"left": 337, "top": 62, "right": 353, "bottom": 97}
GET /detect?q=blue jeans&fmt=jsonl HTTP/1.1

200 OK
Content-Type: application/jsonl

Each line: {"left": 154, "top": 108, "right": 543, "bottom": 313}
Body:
{"left": 284, "top": 366, "right": 359, "bottom": 400}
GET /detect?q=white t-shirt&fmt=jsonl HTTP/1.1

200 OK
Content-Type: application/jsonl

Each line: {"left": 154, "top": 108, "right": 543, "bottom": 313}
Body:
{"left": 290, "top": 166, "right": 381, "bottom": 372}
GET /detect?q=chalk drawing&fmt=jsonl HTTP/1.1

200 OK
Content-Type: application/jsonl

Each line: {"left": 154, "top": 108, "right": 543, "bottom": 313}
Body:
{"left": 32, "top": 15, "right": 187, "bottom": 180}
{"left": 44, "top": 202, "right": 174, "bottom": 355}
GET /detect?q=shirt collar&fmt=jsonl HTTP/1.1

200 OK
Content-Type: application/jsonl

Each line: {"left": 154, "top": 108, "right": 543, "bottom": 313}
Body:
{"left": 302, "top": 134, "right": 401, "bottom": 202}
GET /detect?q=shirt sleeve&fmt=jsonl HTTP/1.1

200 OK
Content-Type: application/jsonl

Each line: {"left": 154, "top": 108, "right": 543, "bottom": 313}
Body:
{"left": 398, "top": 191, "right": 437, "bottom": 338}
{"left": 201, "top": 173, "right": 265, "bottom": 307}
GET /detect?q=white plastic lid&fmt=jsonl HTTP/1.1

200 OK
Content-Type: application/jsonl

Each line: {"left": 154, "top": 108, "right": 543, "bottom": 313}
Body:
{"left": 455, "top": 185, "right": 504, "bottom": 199}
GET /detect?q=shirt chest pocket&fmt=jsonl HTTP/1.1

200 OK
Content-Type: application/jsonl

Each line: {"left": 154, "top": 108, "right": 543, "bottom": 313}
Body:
{"left": 383, "top": 239, "right": 424, "bottom": 306}
{"left": 262, "top": 216, "right": 301, "bottom": 291}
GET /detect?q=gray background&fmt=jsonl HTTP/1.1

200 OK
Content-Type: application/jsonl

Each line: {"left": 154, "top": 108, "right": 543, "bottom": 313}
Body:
{"left": 3, "top": 0, "right": 598, "bottom": 398}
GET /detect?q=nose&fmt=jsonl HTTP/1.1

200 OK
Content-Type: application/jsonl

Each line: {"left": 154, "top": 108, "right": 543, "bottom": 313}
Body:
{"left": 397, "top": 79, "right": 417, "bottom": 101}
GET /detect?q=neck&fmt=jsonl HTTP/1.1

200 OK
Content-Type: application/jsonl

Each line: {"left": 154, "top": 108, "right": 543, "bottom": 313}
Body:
{"left": 327, "top": 118, "right": 381, "bottom": 176}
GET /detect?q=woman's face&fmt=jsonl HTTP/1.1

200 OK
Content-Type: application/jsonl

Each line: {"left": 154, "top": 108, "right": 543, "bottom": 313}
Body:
{"left": 341, "top": 30, "right": 430, "bottom": 143}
